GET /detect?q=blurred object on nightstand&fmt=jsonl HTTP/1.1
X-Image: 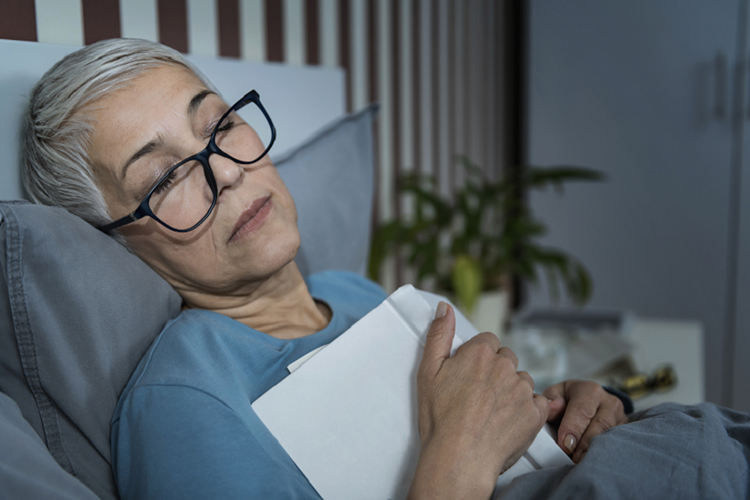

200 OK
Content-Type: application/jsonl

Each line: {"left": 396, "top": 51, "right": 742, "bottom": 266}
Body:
{"left": 621, "top": 319, "right": 703, "bottom": 411}
{"left": 506, "top": 308, "right": 635, "bottom": 391}
{"left": 517, "top": 309, "right": 635, "bottom": 335}
{"left": 507, "top": 311, "right": 704, "bottom": 412}
{"left": 616, "top": 364, "right": 678, "bottom": 399}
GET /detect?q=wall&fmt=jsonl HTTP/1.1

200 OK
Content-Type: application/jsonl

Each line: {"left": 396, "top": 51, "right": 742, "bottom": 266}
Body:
{"left": 0, "top": 0, "right": 505, "bottom": 289}
{"left": 526, "top": 0, "right": 747, "bottom": 409}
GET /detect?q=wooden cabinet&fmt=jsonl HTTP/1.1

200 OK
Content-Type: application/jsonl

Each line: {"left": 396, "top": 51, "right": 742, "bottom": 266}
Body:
{"left": 526, "top": 0, "right": 749, "bottom": 410}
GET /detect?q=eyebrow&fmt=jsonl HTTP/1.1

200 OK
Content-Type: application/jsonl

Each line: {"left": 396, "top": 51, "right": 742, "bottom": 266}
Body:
{"left": 120, "top": 89, "right": 217, "bottom": 180}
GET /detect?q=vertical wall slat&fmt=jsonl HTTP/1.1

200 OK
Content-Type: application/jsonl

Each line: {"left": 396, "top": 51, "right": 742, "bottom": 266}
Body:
{"left": 339, "top": 0, "right": 352, "bottom": 110}
{"left": 451, "top": 0, "right": 464, "bottom": 186}
{"left": 467, "top": 0, "right": 483, "bottom": 169}
{"left": 390, "top": 0, "right": 402, "bottom": 283}
{"left": 305, "top": 0, "right": 319, "bottom": 64}
{"left": 459, "top": 1, "right": 476, "bottom": 168}
{"left": 283, "top": 0, "right": 304, "bottom": 64}
{"left": 446, "top": 0, "right": 455, "bottom": 188}
{"left": 240, "top": 0, "right": 265, "bottom": 61}
{"left": 399, "top": 0, "right": 413, "bottom": 177}
{"left": 350, "top": 0, "right": 367, "bottom": 111}
{"left": 368, "top": 0, "right": 380, "bottom": 227}
{"left": 120, "top": 0, "right": 159, "bottom": 42}
{"left": 391, "top": 0, "right": 400, "bottom": 220}
{"left": 35, "top": 0, "right": 84, "bottom": 45}
{"left": 411, "top": 0, "right": 420, "bottom": 176}
{"left": 82, "top": 0, "right": 121, "bottom": 44}
{"left": 493, "top": 0, "right": 504, "bottom": 182}
{"left": 186, "top": 0, "right": 218, "bottom": 56}
{"left": 430, "top": 0, "right": 439, "bottom": 192}
{"left": 2, "top": 0, "right": 37, "bottom": 41}
{"left": 158, "top": 0, "right": 188, "bottom": 52}
{"left": 265, "top": 0, "right": 284, "bottom": 61}
{"left": 218, "top": 0, "right": 241, "bottom": 57}
{"left": 485, "top": 0, "right": 497, "bottom": 180}
{"left": 418, "top": 0, "right": 432, "bottom": 182}
{"left": 320, "top": 0, "right": 338, "bottom": 67}
{"left": 436, "top": 0, "right": 449, "bottom": 198}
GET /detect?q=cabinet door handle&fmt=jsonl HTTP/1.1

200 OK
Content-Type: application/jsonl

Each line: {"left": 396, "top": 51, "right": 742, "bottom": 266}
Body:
{"left": 715, "top": 51, "right": 727, "bottom": 119}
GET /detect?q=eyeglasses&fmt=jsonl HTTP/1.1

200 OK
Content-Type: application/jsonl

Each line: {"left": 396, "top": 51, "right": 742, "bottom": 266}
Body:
{"left": 98, "top": 90, "right": 276, "bottom": 233}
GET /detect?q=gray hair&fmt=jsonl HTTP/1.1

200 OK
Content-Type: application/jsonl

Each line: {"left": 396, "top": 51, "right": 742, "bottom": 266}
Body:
{"left": 21, "top": 38, "right": 212, "bottom": 232}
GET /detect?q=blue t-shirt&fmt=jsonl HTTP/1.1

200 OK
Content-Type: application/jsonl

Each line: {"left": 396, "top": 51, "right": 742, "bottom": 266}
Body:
{"left": 111, "top": 271, "right": 387, "bottom": 500}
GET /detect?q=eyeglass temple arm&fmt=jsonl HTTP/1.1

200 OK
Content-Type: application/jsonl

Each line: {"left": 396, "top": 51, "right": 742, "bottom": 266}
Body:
{"left": 97, "top": 206, "right": 147, "bottom": 233}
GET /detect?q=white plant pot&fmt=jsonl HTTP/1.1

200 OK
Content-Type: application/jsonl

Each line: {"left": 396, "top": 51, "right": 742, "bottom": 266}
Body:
{"left": 465, "top": 289, "right": 509, "bottom": 340}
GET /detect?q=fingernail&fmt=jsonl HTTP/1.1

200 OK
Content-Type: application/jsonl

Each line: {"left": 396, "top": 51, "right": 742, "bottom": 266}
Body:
{"left": 564, "top": 434, "right": 576, "bottom": 453}
{"left": 435, "top": 301, "right": 448, "bottom": 319}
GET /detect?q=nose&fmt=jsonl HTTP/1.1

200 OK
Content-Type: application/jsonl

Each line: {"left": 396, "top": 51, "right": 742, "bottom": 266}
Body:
{"left": 209, "top": 152, "right": 243, "bottom": 193}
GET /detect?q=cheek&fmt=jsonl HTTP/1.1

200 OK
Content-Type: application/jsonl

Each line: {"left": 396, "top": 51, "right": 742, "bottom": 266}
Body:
{"left": 264, "top": 168, "right": 297, "bottom": 222}
{"left": 124, "top": 207, "right": 301, "bottom": 292}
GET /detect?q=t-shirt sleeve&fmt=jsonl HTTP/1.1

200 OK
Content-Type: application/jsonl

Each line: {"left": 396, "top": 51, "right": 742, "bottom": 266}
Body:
{"left": 111, "top": 384, "right": 321, "bottom": 500}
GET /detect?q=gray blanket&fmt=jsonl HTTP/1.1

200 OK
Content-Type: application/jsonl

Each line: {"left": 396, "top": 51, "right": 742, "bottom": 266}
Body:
{"left": 498, "top": 403, "right": 750, "bottom": 499}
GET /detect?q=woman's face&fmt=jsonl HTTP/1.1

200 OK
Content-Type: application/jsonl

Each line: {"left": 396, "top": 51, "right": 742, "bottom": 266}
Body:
{"left": 86, "top": 64, "right": 300, "bottom": 298}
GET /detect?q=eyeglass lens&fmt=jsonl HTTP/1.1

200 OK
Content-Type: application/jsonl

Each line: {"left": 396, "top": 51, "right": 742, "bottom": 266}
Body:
{"left": 148, "top": 101, "right": 273, "bottom": 231}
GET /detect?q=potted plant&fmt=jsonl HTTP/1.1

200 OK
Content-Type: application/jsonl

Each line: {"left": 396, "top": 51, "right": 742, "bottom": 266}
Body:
{"left": 368, "top": 157, "right": 603, "bottom": 334}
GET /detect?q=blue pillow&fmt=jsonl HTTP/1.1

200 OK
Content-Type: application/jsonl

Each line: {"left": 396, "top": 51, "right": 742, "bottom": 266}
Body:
{"left": 277, "top": 104, "right": 377, "bottom": 277}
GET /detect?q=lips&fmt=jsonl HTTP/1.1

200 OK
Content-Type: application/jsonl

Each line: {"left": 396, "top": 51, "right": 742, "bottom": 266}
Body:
{"left": 229, "top": 195, "right": 272, "bottom": 242}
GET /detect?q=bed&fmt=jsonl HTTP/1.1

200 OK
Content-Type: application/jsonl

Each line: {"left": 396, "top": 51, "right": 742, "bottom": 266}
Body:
{"left": 1, "top": 39, "right": 749, "bottom": 500}
{"left": 0, "top": 38, "right": 375, "bottom": 499}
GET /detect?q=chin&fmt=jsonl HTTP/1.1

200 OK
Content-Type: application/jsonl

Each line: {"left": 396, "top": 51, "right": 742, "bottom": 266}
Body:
{"left": 256, "top": 226, "right": 301, "bottom": 276}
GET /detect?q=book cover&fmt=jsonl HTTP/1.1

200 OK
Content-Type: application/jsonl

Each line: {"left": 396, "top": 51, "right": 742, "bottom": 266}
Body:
{"left": 252, "top": 285, "right": 572, "bottom": 500}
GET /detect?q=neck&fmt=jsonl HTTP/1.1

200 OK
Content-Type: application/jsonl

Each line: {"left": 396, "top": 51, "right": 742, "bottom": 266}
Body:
{"left": 178, "top": 262, "right": 332, "bottom": 339}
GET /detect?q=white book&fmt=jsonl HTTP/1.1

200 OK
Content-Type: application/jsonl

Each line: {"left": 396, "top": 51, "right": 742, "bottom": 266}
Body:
{"left": 252, "top": 285, "right": 573, "bottom": 500}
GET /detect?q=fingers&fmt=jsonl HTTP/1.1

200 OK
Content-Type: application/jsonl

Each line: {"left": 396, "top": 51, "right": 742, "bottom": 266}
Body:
{"left": 554, "top": 381, "right": 598, "bottom": 456}
{"left": 554, "top": 381, "right": 627, "bottom": 462}
{"left": 532, "top": 393, "right": 551, "bottom": 422}
{"left": 497, "top": 346, "right": 519, "bottom": 369}
{"left": 542, "top": 383, "right": 567, "bottom": 422}
{"left": 419, "top": 302, "right": 457, "bottom": 379}
{"left": 571, "top": 393, "right": 626, "bottom": 462}
{"left": 517, "top": 370, "right": 535, "bottom": 391}
{"left": 460, "top": 330, "right": 502, "bottom": 353}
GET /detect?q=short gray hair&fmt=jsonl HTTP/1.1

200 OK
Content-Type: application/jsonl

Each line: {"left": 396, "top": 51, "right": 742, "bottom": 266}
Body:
{"left": 21, "top": 38, "right": 212, "bottom": 230}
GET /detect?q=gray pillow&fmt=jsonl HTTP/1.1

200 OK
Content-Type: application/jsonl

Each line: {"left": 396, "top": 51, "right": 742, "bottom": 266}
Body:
{"left": 0, "top": 106, "right": 376, "bottom": 499}
{"left": 0, "top": 391, "right": 99, "bottom": 499}
{"left": 0, "top": 202, "right": 183, "bottom": 499}
{"left": 277, "top": 103, "right": 378, "bottom": 277}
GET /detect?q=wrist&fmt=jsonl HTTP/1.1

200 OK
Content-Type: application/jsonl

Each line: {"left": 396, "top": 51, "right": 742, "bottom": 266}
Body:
{"left": 407, "top": 436, "right": 500, "bottom": 500}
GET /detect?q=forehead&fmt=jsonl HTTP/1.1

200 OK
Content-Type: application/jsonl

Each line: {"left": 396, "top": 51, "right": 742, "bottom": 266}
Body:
{"left": 86, "top": 64, "right": 210, "bottom": 179}
{"left": 92, "top": 63, "right": 207, "bottom": 128}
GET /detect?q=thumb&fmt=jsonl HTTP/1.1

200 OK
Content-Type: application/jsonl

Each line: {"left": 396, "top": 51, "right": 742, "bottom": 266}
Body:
{"left": 420, "top": 302, "right": 456, "bottom": 378}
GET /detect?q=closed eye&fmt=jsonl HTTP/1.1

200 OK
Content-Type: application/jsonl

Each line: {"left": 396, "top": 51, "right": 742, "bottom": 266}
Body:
{"left": 217, "top": 119, "right": 235, "bottom": 133}
{"left": 152, "top": 168, "right": 177, "bottom": 195}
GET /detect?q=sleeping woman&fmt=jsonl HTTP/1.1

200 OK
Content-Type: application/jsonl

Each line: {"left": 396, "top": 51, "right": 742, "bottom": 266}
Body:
{"left": 20, "top": 39, "right": 749, "bottom": 500}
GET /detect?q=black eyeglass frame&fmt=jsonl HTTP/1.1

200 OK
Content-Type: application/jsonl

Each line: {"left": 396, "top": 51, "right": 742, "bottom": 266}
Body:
{"left": 97, "top": 90, "right": 276, "bottom": 234}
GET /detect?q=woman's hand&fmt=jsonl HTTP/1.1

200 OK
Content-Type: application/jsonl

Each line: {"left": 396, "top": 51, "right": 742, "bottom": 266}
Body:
{"left": 543, "top": 380, "right": 629, "bottom": 463}
{"left": 407, "top": 303, "right": 549, "bottom": 500}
